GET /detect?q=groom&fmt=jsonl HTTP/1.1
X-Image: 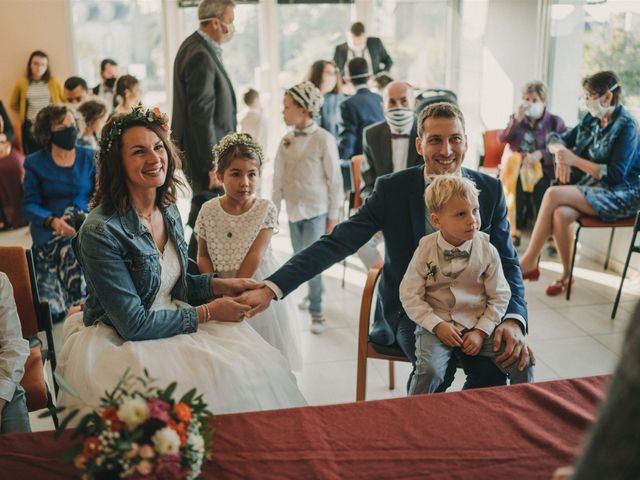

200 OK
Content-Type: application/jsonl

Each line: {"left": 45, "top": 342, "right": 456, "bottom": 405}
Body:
{"left": 241, "top": 102, "right": 533, "bottom": 389}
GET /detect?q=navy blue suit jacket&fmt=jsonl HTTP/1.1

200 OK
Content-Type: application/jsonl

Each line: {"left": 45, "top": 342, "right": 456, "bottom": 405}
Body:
{"left": 268, "top": 165, "right": 528, "bottom": 346}
{"left": 338, "top": 88, "right": 384, "bottom": 160}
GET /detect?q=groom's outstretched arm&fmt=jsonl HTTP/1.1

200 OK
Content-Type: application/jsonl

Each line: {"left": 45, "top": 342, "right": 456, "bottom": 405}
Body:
{"left": 240, "top": 179, "right": 389, "bottom": 316}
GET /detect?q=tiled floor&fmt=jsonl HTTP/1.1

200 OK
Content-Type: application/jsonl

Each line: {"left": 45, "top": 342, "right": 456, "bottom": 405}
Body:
{"left": 2, "top": 217, "right": 638, "bottom": 432}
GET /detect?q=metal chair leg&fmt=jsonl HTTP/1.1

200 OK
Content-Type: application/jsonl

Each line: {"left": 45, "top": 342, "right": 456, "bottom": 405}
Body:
{"left": 612, "top": 228, "right": 638, "bottom": 319}
{"left": 604, "top": 228, "right": 615, "bottom": 270}
{"left": 566, "top": 224, "right": 581, "bottom": 300}
{"left": 388, "top": 361, "right": 395, "bottom": 390}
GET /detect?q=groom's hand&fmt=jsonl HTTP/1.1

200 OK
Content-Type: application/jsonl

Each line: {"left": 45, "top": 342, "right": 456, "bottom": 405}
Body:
{"left": 236, "top": 286, "right": 276, "bottom": 318}
{"left": 493, "top": 319, "right": 536, "bottom": 371}
{"left": 211, "top": 278, "right": 263, "bottom": 297}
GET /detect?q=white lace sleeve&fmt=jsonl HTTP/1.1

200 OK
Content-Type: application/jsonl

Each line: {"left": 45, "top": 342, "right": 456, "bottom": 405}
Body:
{"left": 194, "top": 202, "right": 210, "bottom": 240}
{"left": 261, "top": 201, "right": 278, "bottom": 231}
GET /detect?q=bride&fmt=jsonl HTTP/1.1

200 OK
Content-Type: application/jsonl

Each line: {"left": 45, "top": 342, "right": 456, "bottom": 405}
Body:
{"left": 57, "top": 106, "right": 306, "bottom": 414}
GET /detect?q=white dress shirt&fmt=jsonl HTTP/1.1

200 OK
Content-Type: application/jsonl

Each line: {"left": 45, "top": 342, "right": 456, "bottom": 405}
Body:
{"left": 0, "top": 272, "right": 29, "bottom": 403}
{"left": 390, "top": 124, "right": 412, "bottom": 173}
{"left": 272, "top": 122, "right": 343, "bottom": 223}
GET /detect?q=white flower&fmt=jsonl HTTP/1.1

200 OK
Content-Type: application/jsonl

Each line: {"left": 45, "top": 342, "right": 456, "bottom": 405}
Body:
{"left": 188, "top": 433, "right": 205, "bottom": 454}
{"left": 117, "top": 398, "right": 150, "bottom": 430}
{"left": 152, "top": 427, "right": 181, "bottom": 455}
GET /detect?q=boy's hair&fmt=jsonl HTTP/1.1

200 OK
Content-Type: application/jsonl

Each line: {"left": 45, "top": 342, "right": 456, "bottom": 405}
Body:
{"left": 425, "top": 175, "right": 479, "bottom": 213}
{"left": 243, "top": 88, "right": 259, "bottom": 107}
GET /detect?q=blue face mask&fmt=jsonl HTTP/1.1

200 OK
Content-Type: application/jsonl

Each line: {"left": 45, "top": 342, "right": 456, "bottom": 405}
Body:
{"left": 51, "top": 126, "right": 78, "bottom": 150}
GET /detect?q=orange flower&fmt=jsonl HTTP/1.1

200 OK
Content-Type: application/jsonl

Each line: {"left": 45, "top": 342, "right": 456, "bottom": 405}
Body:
{"left": 167, "top": 420, "right": 188, "bottom": 447}
{"left": 82, "top": 436, "right": 101, "bottom": 459}
{"left": 173, "top": 402, "right": 192, "bottom": 423}
{"left": 152, "top": 107, "right": 162, "bottom": 117}
{"left": 101, "top": 406, "right": 125, "bottom": 431}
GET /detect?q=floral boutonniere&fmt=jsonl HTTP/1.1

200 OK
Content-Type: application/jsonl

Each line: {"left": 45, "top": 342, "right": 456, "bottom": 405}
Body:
{"left": 425, "top": 261, "right": 438, "bottom": 280}
{"left": 282, "top": 138, "right": 291, "bottom": 148}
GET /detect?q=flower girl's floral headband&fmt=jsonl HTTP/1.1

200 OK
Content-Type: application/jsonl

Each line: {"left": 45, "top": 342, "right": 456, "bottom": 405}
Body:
{"left": 212, "top": 132, "right": 264, "bottom": 170}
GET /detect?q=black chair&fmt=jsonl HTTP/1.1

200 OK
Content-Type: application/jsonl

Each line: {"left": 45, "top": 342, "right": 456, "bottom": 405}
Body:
{"left": 611, "top": 210, "right": 640, "bottom": 319}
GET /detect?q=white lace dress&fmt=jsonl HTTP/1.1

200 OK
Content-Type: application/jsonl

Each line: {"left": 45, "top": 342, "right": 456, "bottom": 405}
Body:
{"left": 57, "top": 238, "right": 306, "bottom": 415}
{"left": 195, "top": 198, "right": 302, "bottom": 370}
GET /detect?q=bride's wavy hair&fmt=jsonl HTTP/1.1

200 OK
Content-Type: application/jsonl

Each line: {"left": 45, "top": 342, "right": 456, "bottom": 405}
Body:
{"left": 91, "top": 113, "right": 184, "bottom": 214}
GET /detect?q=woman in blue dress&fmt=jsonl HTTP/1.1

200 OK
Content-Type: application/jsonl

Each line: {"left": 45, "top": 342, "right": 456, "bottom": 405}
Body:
{"left": 22, "top": 105, "right": 95, "bottom": 321}
{"left": 519, "top": 71, "right": 640, "bottom": 296}
{"left": 307, "top": 60, "right": 345, "bottom": 139}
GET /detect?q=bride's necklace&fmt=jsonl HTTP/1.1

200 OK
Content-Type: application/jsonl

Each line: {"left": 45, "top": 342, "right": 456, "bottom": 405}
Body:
{"left": 137, "top": 208, "right": 158, "bottom": 247}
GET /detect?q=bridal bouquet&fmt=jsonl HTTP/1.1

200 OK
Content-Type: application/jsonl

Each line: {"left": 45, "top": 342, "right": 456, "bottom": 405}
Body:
{"left": 47, "top": 370, "right": 214, "bottom": 479}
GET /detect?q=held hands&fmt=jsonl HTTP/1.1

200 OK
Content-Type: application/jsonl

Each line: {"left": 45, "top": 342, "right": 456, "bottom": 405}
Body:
{"left": 52, "top": 216, "right": 76, "bottom": 238}
{"left": 211, "top": 278, "right": 263, "bottom": 297}
{"left": 235, "top": 286, "right": 276, "bottom": 318}
{"left": 206, "top": 297, "right": 250, "bottom": 322}
{"left": 462, "top": 329, "right": 486, "bottom": 356}
{"left": 493, "top": 319, "right": 536, "bottom": 371}
{"left": 433, "top": 322, "right": 463, "bottom": 348}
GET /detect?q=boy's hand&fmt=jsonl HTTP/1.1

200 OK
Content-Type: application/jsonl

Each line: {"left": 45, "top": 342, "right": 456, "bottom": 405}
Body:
{"left": 433, "top": 322, "right": 463, "bottom": 348}
{"left": 462, "top": 329, "right": 487, "bottom": 356}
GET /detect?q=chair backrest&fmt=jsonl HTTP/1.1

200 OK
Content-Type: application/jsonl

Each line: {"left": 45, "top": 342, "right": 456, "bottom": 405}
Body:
{"left": 0, "top": 246, "right": 39, "bottom": 337}
{"left": 352, "top": 155, "right": 364, "bottom": 210}
{"left": 481, "top": 129, "right": 507, "bottom": 169}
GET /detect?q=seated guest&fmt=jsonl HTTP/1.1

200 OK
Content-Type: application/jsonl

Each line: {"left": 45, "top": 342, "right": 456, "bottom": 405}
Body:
{"left": 0, "top": 272, "right": 30, "bottom": 433}
{"left": 63, "top": 76, "right": 89, "bottom": 106}
{"left": 92, "top": 58, "right": 119, "bottom": 110}
{"left": 0, "top": 116, "right": 27, "bottom": 229}
{"left": 307, "top": 60, "right": 345, "bottom": 140}
{"left": 333, "top": 21, "right": 393, "bottom": 77}
{"left": 499, "top": 81, "right": 566, "bottom": 246}
{"left": 9, "top": 50, "right": 64, "bottom": 154}
{"left": 400, "top": 175, "right": 533, "bottom": 395}
{"left": 519, "top": 71, "right": 640, "bottom": 296}
{"left": 57, "top": 107, "right": 306, "bottom": 415}
{"left": 552, "top": 302, "right": 640, "bottom": 480}
{"left": 77, "top": 99, "right": 108, "bottom": 149}
{"left": 240, "top": 102, "right": 533, "bottom": 390}
{"left": 22, "top": 105, "right": 95, "bottom": 322}
{"left": 113, "top": 74, "right": 141, "bottom": 115}
{"left": 338, "top": 57, "right": 384, "bottom": 160}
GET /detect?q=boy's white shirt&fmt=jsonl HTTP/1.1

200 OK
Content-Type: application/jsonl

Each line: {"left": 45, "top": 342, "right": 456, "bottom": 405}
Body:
{"left": 272, "top": 122, "right": 343, "bottom": 222}
{"left": 399, "top": 230, "right": 511, "bottom": 336}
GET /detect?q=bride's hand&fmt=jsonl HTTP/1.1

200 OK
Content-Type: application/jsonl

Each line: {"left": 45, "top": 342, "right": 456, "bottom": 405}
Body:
{"left": 235, "top": 286, "right": 275, "bottom": 318}
{"left": 207, "top": 297, "right": 251, "bottom": 322}
{"left": 211, "top": 278, "right": 263, "bottom": 297}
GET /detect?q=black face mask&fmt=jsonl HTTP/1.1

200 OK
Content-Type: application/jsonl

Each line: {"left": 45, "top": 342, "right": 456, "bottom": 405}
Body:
{"left": 104, "top": 77, "right": 116, "bottom": 89}
{"left": 51, "top": 126, "right": 78, "bottom": 150}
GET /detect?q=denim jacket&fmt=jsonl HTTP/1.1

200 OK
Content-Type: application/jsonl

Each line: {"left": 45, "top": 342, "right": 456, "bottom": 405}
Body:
{"left": 548, "top": 104, "right": 640, "bottom": 188}
{"left": 75, "top": 203, "right": 215, "bottom": 341}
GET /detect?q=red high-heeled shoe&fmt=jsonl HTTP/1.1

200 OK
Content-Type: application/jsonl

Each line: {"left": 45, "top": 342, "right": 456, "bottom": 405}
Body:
{"left": 522, "top": 268, "right": 540, "bottom": 281}
{"left": 545, "top": 278, "right": 575, "bottom": 296}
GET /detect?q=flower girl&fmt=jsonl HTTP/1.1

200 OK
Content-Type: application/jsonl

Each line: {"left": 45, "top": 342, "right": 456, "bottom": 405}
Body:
{"left": 195, "top": 133, "right": 302, "bottom": 370}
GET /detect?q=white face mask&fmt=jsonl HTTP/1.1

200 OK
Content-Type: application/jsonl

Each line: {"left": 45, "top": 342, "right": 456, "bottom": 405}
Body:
{"left": 584, "top": 83, "right": 618, "bottom": 119}
{"left": 219, "top": 20, "right": 235, "bottom": 44}
{"left": 525, "top": 102, "right": 544, "bottom": 119}
{"left": 384, "top": 107, "right": 414, "bottom": 134}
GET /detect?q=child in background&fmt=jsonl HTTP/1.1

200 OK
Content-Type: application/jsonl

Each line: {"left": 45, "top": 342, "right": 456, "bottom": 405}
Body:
{"left": 195, "top": 133, "right": 302, "bottom": 370}
{"left": 272, "top": 81, "right": 343, "bottom": 334}
{"left": 77, "top": 99, "right": 109, "bottom": 149}
{"left": 400, "top": 175, "right": 533, "bottom": 395}
{"left": 239, "top": 88, "right": 268, "bottom": 151}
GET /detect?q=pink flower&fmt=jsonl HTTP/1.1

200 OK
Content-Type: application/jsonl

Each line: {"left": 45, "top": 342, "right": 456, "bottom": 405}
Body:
{"left": 155, "top": 453, "right": 182, "bottom": 480}
{"left": 136, "top": 459, "right": 153, "bottom": 476}
{"left": 139, "top": 444, "right": 156, "bottom": 459}
{"left": 147, "top": 398, "right": 171, "bottom": 422}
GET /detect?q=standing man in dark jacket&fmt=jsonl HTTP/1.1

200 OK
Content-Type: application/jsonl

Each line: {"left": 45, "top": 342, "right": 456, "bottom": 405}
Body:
{"left": 172, "top": 0, "right": 237, "bottom": 198}
{"left": 338, "top": 57, "right": 384, "bottom": 160}
{"left": 333, "top": 22, "right": 393, "bottom": 77}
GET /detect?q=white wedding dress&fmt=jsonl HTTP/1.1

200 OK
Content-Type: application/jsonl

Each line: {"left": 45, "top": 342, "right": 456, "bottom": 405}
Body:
{"left": 57, "top": 238, "right": 306, "bottom": 415}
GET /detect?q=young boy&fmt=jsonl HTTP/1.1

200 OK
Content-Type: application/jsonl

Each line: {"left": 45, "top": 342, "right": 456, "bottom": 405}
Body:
{"left": 239, "top": 88, "right": 268, "bottom": 150}
{"left": 399, "top": 175, "right": 533, "bottom": 395}
{"left": 272, "top": 81, "right": 343, "bottom": 334}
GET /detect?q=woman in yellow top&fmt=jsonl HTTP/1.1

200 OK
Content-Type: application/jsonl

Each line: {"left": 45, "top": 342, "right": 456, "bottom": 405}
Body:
{"left": 9, "top": 50, "right": 64, "bottom": 155}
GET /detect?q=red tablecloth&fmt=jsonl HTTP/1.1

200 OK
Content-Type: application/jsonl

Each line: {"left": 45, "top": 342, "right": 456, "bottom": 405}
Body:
{"left": 0, "top": 376, "right": 608, "bottom": 479}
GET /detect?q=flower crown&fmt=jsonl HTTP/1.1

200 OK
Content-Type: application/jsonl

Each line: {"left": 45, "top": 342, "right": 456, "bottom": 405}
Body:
{"left": 212, "top": 132, "right": 264, "bottom": 170}
{"left": 99, "top": 105, "right": 170, "bottom": 157}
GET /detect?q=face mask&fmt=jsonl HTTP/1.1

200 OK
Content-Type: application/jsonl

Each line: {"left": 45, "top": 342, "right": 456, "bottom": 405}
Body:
{"left": 219, "top": 20, "right": 235, "bottom": 44}
{"left": 525, "top": 102, "right": 544, "bottom": 119}
{"left": 104, "top": 77, "right": 116, "bottom": 89}
{"left": 51, "top": 126, "right": 78, "bottom": 150}
{"left": 385, "top": 107, "right": 414, "bottom": 134}
{"left": 584, "top": 83, "right": 618, "bottom": 119}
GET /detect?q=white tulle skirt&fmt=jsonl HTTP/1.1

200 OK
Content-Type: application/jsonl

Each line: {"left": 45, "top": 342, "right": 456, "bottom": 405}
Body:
{"left": 57, "top": 312, "right": 307, "bottom": 416}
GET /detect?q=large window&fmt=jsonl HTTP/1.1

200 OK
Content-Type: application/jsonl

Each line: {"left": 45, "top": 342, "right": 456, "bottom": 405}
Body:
{"left": 71, "top": 0, "right": 167, "bottom": 109}
{"left": 548, "top": 0, "right": 640, "bottom": 123}
{"left": 371, "top": 0, "right": 451, "bottom": 88}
